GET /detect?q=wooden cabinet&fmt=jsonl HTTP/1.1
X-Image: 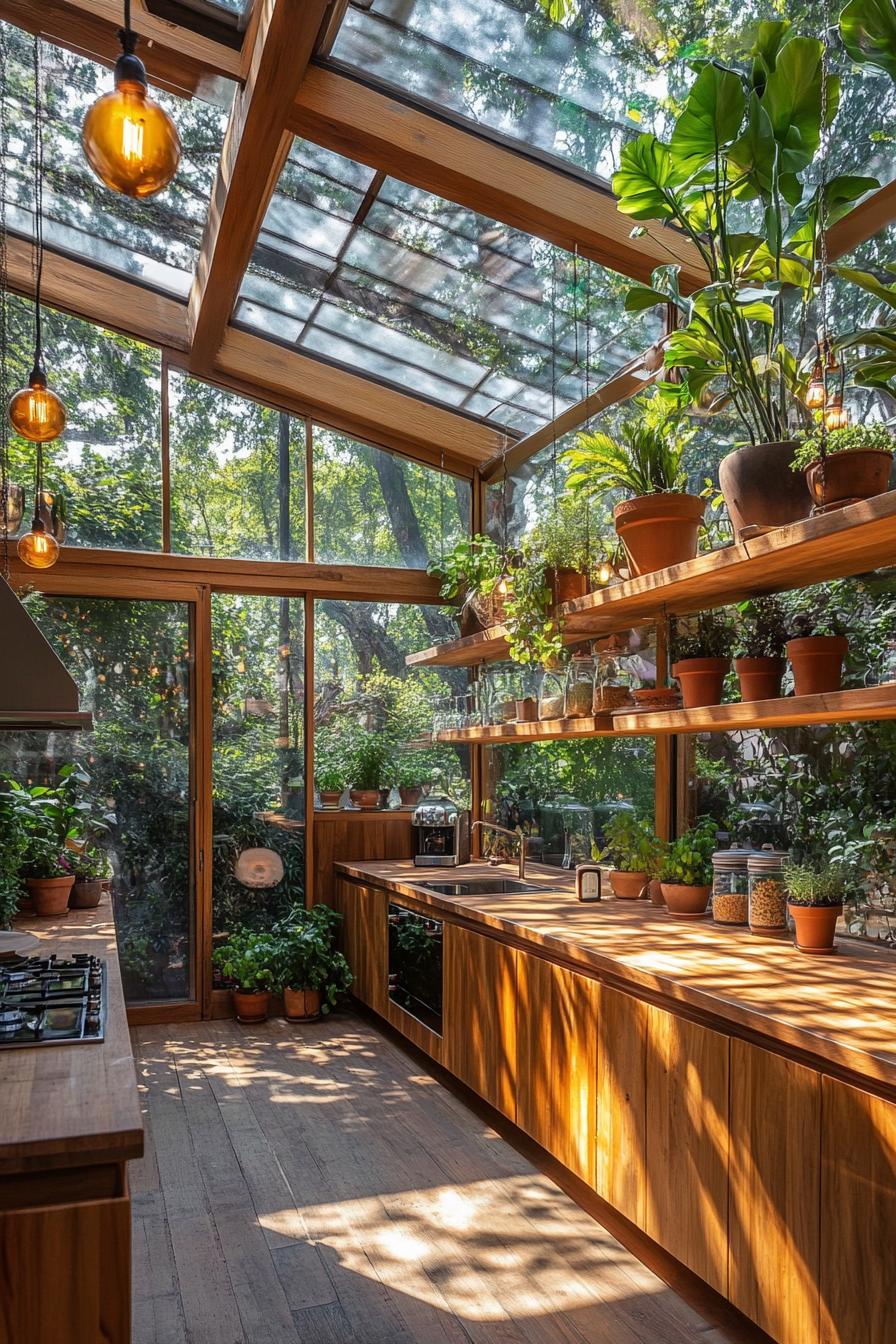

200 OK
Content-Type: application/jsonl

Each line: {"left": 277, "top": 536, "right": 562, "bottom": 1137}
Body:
{"left": 820, "top": 1077, "right": 896, "bottom": 1344}
{"left": 728, "top": 1041, "right": 821, "bottom": 1344}
{"left": 444, "top": 923, "right": 518, "bottom": 1120}
{"left": 644, "top": 1004, "right": 730, "bottom": 1294}
{"left": 334, "top": 879, "right": 387, "bottom": 1015}
{"left": 595, "top": 986, "right": 648, "bottom": 1229}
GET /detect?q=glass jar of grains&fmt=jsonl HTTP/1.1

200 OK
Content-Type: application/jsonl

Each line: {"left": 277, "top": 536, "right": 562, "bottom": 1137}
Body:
{"left": 748, "top": 847, "right": 789, "bottom": 933}
{"left": 711, "top": 846, "right": 752, "bottom": 925}
{"left": 564, "top": 653, "right": 596, "bottom": 718}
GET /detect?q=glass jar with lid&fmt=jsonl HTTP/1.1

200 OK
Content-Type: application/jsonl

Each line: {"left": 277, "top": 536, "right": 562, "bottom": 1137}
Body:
{"left": 711, "top": 845, "right": 752, "bottom": 925}
{"left": 565, "top": 653, "right": 596, "bottom": 718}
{"left": 593, "top": 639, "right": 634, "bottom": 714}
{"left": 748, "top": 846, "right": 789, "bottom": 933}
{"left": 539, "top": 667, "right": 567, "bottom": 721}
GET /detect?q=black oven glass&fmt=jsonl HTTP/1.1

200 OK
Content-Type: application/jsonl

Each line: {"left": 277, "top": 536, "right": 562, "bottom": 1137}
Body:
{"left": 387, "top": 903, "right": 443, "bottom": 1035}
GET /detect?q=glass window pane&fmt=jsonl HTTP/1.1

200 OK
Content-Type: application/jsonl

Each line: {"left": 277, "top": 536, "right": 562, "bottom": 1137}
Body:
{"left": 169, "top": 372, "right": 307, "bottom": 561}
{"left": 0, "top": 595, "right": 194, "bottom": 1003}
{"left": 313, "top": 425, "right": 471, "bottom": 567}
{"left": 8, "top": 297, "right": 162, "bottom": 551}
{"left": 211, "top": 594, "right": 306, "bottom": 946}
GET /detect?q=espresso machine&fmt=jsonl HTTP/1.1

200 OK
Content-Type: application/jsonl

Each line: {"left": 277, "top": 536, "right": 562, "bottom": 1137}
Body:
{"left": 411, "top": 794, "right": 471, "bottom": 867}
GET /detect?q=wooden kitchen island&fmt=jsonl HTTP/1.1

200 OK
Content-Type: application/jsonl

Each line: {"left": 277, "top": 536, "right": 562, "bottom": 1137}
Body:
{"left": 332, "top": 858, "right": 896, "bottom": 1344}
{"left": 0, "top": 897, "right": 143, "bottom": 1344}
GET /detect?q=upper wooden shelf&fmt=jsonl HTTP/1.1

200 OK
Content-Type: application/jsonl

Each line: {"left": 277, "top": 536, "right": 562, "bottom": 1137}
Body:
{"left": 407, "top": 493, "right": 896, "bottom": 669}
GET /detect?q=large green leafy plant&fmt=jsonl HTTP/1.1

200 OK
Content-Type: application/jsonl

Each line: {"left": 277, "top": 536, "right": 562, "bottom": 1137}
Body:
{"left": 563, "top": 397, "right": 693, "bottom": 500}
{"left": 212, "top": 927, "right": 278, "bottom": 993}
{"left": 272, "top": 903, "right": 352, "bottom": 1011}
{"left": 612, "top": 21, "right": 878, "bottom": 443}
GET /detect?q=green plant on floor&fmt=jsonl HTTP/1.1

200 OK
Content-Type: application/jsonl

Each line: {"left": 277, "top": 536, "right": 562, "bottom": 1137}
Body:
{"left": 596, "top": 811, "right": 664, "bottom": 874}
{"left": 660, "top": 819, "right": 717, "bottom": 887}
{"left": 563, "top": 397, "right": 692, "bottom": 501}
{"left": 734, "top": 595, "right": 789, "bottom": 659}
{"left": 212, "top": 927, "right": 277, "bottom": 993}
{"left": 783, "top": 860, "right": 846, "bottom": 905}
{"left": 791, "top": 422, "right": 894, "bottom": 472}
{"left": 272, "top": 903, "right": 352, "bottom": 1008}
{"left": 671, "top": 609, "right": 735, "bottom": 661}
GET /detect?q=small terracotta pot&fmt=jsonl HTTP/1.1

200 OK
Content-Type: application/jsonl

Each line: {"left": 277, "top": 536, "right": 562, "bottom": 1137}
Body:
{"left": 735, "top": 656, "right": 786, "bottom": 702}
{"left": 516, "top": 697, "right": 538, "bottom": 722}
{"left": 805, "top": 450, "right": 893, "bottom": 510}
{"left": 661, "top": 883, "right": 711, "bottom": 919}
{"left": 613, "top": 492, "right": 704, "bottom": 577}
{"left": 788, "top": 902, "right": 843, "bottom": 955}
{"left": 399, "top": 786, "right": 422, "bottom": 807}
{"left": 786, "top": 636, "right": 849, "bottom": 697}
{"left": 671, "top": 657, "right": 730, "bottom": 709}
{"left": 318, "top": 789, "right": 343, "bottom": 810}
{"left": 284, "top": 986, "right": 322, "bottom": 1021}
{"left": 69, "top": 879, "right": 103, "bottom": 910}
{"left": 350, "top": 789, "right": 381, "bottom": 810}
{"left": 544, "top": 567, "right": 588, "bottom": 607}
{"left": 26, "top": 876, "right": 75, "bottom": 918}
{"left": 648, "top": 878, "right": 665, "bottom": 907}
{"left": 233, "top": 989, "right": 271, "bottom": 1023}
{"left": 17, "top": 888, "right": 34, "bottom": 915}
{"left": 609, "top": 870, "right": 648, "bottom": 899}
{"left": 719, "top": 440, "right": 810, "bottom": 535}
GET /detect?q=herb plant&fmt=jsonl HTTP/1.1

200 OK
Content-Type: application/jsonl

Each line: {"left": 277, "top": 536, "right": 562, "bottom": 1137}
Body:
{"left": 784, "top": 583, "right": 849, "bottom": 639}
{"left": 783, "top": 861, "right": 845, "bottom": 906}
{"left": 527, "top": 496, "right": 594, "bottom": 574}
{"left": 791, "top": 422, "right": 894, "bottom": 472}
{"left": 733, "top": 595, "right": 789, "bottom": 659}
{"left": 672, "top": 609, "right": 735, "bottom": 662}
{"left": 348, "top": 732, "right": 393, "bottom": 791}
{"left": 597, "top": 811, "right": 665, "bottom": 874}
{"left": 660, "top": 819, "right": 717, "bottom": 887}
{"left": 272, "top": 903, "right": 352, "bottom": 1010}
{"left": 212, "top": 927, "right": 277, "bottom": 993}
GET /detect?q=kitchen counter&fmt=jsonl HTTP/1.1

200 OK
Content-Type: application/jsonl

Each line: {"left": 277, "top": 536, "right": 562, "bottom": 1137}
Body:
{"left": 0, "top": 895, "right": 143, "bottom": 1177}
{"left": 335, "top": 858, "right": 896, "bottom": 1099}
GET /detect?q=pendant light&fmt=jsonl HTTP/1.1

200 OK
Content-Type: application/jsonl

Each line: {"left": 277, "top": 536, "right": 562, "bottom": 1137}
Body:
{"left": 8, "top": 39, "right": 67, "bottom": 445}
{"left": 18, "top": 443, "right": 59, "bottom": 570}
{"left": 81, "top": 0, "right": 181, "bottom": 199}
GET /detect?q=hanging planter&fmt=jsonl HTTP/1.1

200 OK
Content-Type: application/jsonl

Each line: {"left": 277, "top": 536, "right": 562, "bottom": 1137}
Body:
{"left": 791, "top": 425, "right": 894, "bottom": 512}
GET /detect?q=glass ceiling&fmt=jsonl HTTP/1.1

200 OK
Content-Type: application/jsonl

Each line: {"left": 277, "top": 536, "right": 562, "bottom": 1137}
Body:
{"left": 3, "top": 25, "right": 229, "bottom": 299}
{"left": 328, "top": 0, "right": 896, "bottom": 189}
{"left": 236, "top": 138, "right": 661, "bottom": 434}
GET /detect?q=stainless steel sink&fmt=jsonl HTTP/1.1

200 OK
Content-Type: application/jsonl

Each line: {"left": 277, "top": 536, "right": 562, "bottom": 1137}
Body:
{"left": 416, "top": 878, "right": 544, "bottom": 896}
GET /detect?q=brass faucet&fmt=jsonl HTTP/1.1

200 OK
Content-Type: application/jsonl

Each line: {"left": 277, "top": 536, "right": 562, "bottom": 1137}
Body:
{"left": 471, "top": 820, "right": 528, "bottom": 880}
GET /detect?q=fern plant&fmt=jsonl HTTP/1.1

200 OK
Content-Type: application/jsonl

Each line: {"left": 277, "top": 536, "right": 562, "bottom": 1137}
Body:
{"left": 563, "top": 399, "right": 692, "bottom": 502}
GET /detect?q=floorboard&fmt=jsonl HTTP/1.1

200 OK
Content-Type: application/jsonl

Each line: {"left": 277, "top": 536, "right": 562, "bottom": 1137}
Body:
{"left": 131, "top": 1013, "right": 761, "bottom": 1344}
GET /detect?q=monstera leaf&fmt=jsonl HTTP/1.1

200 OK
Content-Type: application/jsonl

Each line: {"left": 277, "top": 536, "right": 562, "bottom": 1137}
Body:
{"left": 669, "top": 64, "right": 746, "bottom": 174}
{"left": 612, "top": 134, "right": 683, "bottom": 221}
{"left": 840, "top": 0, "right": 896, "bottom": 81}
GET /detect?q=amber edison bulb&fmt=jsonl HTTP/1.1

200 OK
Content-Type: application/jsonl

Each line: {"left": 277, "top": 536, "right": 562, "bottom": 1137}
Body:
{"left": 8, "top": 372, "right": 67, "bottom": 443}
{"left": 82, "top": 65, "right": 181, "bottom": 199}
{"left": 805, "top": 372, "right": 826, "bottom": 411}
{"left": 17, "top": 520, "right": 59, "bottom": 570}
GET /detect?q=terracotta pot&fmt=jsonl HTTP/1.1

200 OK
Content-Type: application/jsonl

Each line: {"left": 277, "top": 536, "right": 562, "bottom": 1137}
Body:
{"left": 609, "top": 870, "right": 648, "bottom": 899}
{"left": 647, "top": 878, "right": 665, "bottom": 907}
{"left": 544, "top": 566, "right": 588, "bottom": 607}
{"left": 69, "top": 879, "right": 103, "bottom": 910}
{"left": 284, "top": 986, "right": 322, "bottom": 1022}
{"left": 788, "top": 902, "right": 843, "bottom": 955}
{"left": 318, "top": 790, "right": 343, "bottom": 810}
{"left": 613, "top": 493, "right": 704, "bottom": 577}
{"left": 350, "top": 789, "right": 381, "bottom": 810}
{"left": 786, "top": 636, "right": 849, "bottom": 697}
{"left": 735, "top": 656, "right": 786, "bottom": 702}
{"left": 26, "top": 876, "right": 74, "bottom": 917}
{"left": 671, "top": 657, "right": 730, "bottom": 709}
{"left": 805, "top": 450, "right": 893, "bottom": 510}
{"left": 719, "top": 441, "right": 810, "bottom": 535}
{"left": 233, "top": 989, "right": 271, "bottom": 1023}
{"left": 516, "top": 696, "right": 538, "bottom": 722}
{"left": 399, "top": 786, "right": 422, "bottom": 807}
{"left": 661, "top": 883, "right": 711, "bottom": 919}
{"left": 17, "top": 888, "right": 34, "bottom": 915}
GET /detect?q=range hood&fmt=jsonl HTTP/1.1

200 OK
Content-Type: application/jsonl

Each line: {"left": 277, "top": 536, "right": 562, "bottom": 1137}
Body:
{"left": 0, "top": 578, "right": 93, "bottom": 731}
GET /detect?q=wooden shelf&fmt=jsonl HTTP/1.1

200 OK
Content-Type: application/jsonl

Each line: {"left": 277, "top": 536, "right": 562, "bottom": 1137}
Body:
{"left": 407, "top": 493, "right": 896, "bottom": 669}
{"left": 435, "top": 685, "right": 896, "bottom": 742}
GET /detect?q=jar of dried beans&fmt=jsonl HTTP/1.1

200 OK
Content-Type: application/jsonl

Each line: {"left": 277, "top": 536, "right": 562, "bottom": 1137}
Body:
{"left": 748, "top": 847, "right": 789, "bottom": 933}
{"left": 711, "top": 846, "right": 752, "bottom": 925}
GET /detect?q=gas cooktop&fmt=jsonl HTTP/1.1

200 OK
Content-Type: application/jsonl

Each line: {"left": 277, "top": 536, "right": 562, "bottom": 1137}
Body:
{"left": 0, "top": 952, "right": 106, "bottom": 1048}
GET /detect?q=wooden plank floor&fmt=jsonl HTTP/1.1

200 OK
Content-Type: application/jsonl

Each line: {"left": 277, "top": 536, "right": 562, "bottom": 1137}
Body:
{"left": 131, "top": 1014, "right": 754, "bottom": 1344}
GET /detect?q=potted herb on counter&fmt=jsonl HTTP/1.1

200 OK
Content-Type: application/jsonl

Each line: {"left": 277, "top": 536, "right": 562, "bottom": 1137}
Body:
{"left": 273, "top": 903, "right": 352, "bottom": 1022}
{"left": 785, "top": 861, "right": 845, "bottom": 954}
{"left": 395, "top": 752, "right": 424, "bottom": 808}
{"left": 597, "top": 811, "right": 664, "bottom": 899}
{"left": 734, "top": 595, "right": 788, "bottom": 701}
{"left": 212, "top": 928, "right": 277, "bottom": 1023}
{"left": 659, "top": 819, "right": 717, "bottom": 919}
{"left": 785, "top": 588, "right": 849, "bottom": 696}
{"left": 791, "top": 423, "right": 893, "bottom": 512}
{"left": 671, "top": 609, "right": 734, "bottom": 708}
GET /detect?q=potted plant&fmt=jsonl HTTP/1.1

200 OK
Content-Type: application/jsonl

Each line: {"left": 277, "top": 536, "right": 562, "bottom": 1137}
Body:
{"left": 659, "top": 819, "right": 717, "bottom": 918}
{"left": 597, "top": 811, "right": 664, "bottom": 899}
{"left": 734, "top": 595, "right": 789, "bottom": 701}
{"left": 528, "top": 497, "right": 595, "bottom": 604}
{"left": 784, "top": 861, "right": 845, "bottom": 954}
{"left": 395, "top": 752, "right": 424, "bottom": 808}
{"left": 563, "top": 397, "right": 702, "bottom": 577}
{"left": 791, "top": 423, "right": 893, "bottom": 512}
{"left": 503, "top": 562, "right": 565, "bottom": 668}
{"left": 315, "top": 765, "right": 344, "bottom": 810}
{"left": 785, "top": 589, "right": 849, "bottom": 696}
{"left": 610, "top": 24, "right": 878, "bottom": 533}
{"left": 68, "top": 844, "right": 110, "bottom": 909}
{"left": 273, "top": 903, "right": 352, "bottom": 1022}
{"left": 428, "top": 534, "right": 510, "bottom": 634}
{"left": 348, "top": 732, "right": 392, "bottom": 810}
{"left": 212, "top": 927, "right": 277, "bottom": 1023}
{"left": 671, "top": 609, "right": 734, "bottom": 708}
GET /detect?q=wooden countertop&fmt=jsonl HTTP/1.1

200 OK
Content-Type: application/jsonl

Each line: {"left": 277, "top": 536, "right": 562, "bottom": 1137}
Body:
{"left": 0, "top": 896, "right": 144, "bottom": 1177}
{"left": 336, "top": 858, "right": 896, "bottom": 1099}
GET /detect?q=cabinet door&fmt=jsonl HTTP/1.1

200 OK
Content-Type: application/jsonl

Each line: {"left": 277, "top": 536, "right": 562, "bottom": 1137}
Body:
{"left": 549, "top": 964, "right": 600, "bottom": 1185}
{"left": 515, "top": 951, "right": 555, "bottom": 1151}
{"left": 645, "top": 1005, "right": 729, "bottom": 1294}
{"left": 595, "top": 986, "right": 648, "bottom": 1228}
{"left": 729, "top": 1040, "right": 821, "bottom": 1344}
{"left": 820, "top": 1077, "right": 896, "bottom": 1344}
{"left": 444, "top": 923, "right": 518, "bottom": 1120}
{"left": 338, "top": 881, "right": 387, "bottom": 1015}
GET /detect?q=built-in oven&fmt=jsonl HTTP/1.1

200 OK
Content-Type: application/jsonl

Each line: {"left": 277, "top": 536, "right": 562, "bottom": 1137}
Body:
{"left": 387, "top": 903, "right": 443, "bottom": 1035}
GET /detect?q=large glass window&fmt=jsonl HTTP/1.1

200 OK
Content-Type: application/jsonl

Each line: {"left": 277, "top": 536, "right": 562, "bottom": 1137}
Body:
{"left": 169, "top": 373, "right": 306, "bottom": 560}
{"left": 0, "top": 595, "right": 194, "bottom": 1003}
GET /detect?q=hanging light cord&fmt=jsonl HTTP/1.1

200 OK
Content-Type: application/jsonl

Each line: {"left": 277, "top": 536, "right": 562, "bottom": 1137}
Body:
{"left": 817, "top": 0, "right": 832, "bottom": 508}
{"left": 119, "top": 0, "right": 138, "bottom": 56}
{"left": 0, "top": 22, "right": 9, "bottom": 579}
{"left": 32, "top": 35, "right": 45, "bottom": 375}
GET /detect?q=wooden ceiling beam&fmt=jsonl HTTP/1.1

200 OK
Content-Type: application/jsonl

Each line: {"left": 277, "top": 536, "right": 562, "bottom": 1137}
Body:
{"left": 186, "top": 0, "right": 331, "bottom": 369}
{"left": 827, "top": 180, "right": 896, "bottom": 261}
{"left": 289, "top": 67, "right": 709, "bottom": 293}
